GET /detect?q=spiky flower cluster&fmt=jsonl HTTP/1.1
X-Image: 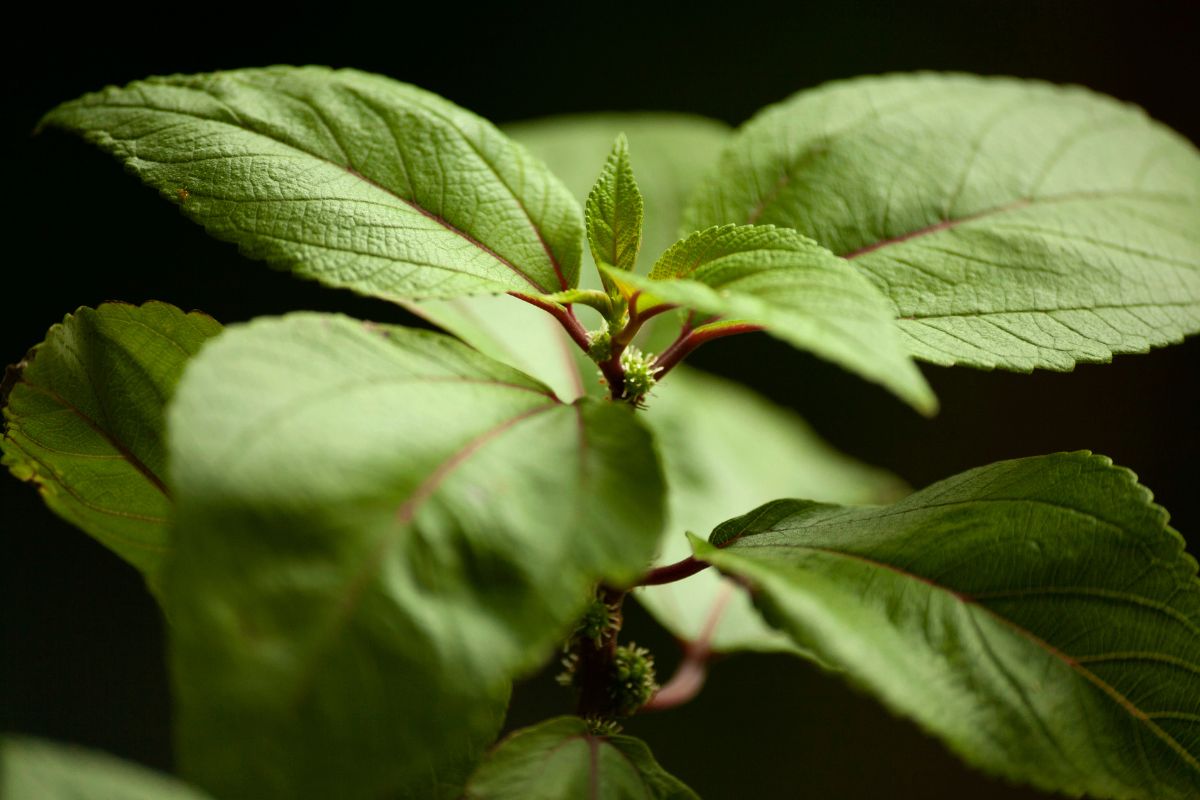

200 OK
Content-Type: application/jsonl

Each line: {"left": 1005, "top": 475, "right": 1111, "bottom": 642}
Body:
{"left": 583, "top": 716, "right": 623, "bottom": 736}
{"left": 586, "top": 323, "right": 612, "bottom": 362}
{"left": 609, "top": 643, "right": 658, "bottom": 716}
{"left": 619, "top": 346, "right": 658, "bottom": 399}
{"left": 578, "top": 597, "right": 619, "bottom": 646}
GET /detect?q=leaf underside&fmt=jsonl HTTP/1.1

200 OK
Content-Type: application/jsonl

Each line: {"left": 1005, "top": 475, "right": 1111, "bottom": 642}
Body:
{"left": 693, "top": 452, "right": 1200, "bottom": 800}
{"left": 42, "top": 66, "right": 583, "bottom": 302}
{"left": 164, "top": 313, "right": 665, "bottom": 799}
{"left": 1, "top": 301, "right": 220, "bottom": 579}
{"left": 464, "top": 717, "right": 698, "bottom": 800}
{"left": 685, "top": 74, "right": 1200, "bottom": 370}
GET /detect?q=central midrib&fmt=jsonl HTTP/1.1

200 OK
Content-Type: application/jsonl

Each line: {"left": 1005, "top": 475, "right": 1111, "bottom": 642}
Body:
{"left": 288, "top": 401, "right": 560, "bottom": 707}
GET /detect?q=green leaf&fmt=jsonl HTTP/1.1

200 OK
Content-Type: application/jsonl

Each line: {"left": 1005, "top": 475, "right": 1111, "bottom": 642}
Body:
{"left": 614, "top": 224, "right": 937, "bottom": 413}
{"left": 636, "top": 365, "right": 905, "bottom": 654}
{"left": 464, "top": 717, "right": 698, "bottom": 800}
{"left": 692, "top": 452, "right": 1200, "bottom": 800}
{"left": 165, "top": 314, "right": 666, "bottom": 799}
{"left": 1, "top": 736, "right": 213, "bottom": 799}
{"left": 42, "top": 67, "right": 582, "bottom": 301}
{"left": 507, "top": 113, "right": 728, "bottom": 267}
{"left": 586, "top": 134, "right": 644, "bottom": 299}
{"left": 685, "top": 74, "right": 1200, "bottom": 370}
{"left": 1, "top": 302, "right": 220, "bottom": 579}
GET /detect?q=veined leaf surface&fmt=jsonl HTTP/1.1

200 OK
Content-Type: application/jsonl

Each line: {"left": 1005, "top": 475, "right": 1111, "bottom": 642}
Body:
{"left": 686, "top": 74, "right": 1200, "bottom": 370}
{"left": 693, "top": 453, "right": 1200, "bottom": 799}
{"left": 1, "top": 302, "right": 219, "bottom": 578}
{"left": 586, "top": 134, "right": 644, "bottom": 297}
{"left": 165, "top": 314, "right": 665, "bottom": 799}
{"left": 42, "top": 67, "right": 583, "bottom": 301}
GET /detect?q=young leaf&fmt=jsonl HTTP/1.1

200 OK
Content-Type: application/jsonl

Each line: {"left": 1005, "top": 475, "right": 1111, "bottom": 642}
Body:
{"left": 636, "top": 366, "right": 905, "bottom": 654}
{"left": 1, "top": 736, "right": 213, "bottom": 799}
{"left": 165, "top": 314, "right": 666, "bottom": 799}
{"left": 506, "top": 113, "right": 728, "bottom": 265}
{"left": 1, "top": 302, "right": 220, "bottom": 579}
{"left": 692, "top": 453, "right": 1200, "bottom": 800}
{"left": 586, "top": 134, "right": 644, "bottom": 298}
{"left": 464, "top": 717, "right": 698, "bottom": 800}
{"left": 685, "top": 74, "right": 1200, "bottom": 370}
{"left": 615, "top": 224, "right": 937, "bottom": 413}
{"left": 41, "top": 67, "right": 583, "bottom": 301}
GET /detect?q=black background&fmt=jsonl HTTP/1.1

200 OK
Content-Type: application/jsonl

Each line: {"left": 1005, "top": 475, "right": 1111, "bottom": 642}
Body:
{"left": 3, "top": 2, "right": 1198, "bottom": 797}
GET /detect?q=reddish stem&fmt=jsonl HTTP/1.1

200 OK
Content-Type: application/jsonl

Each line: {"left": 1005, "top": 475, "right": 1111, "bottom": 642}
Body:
{"left": 509, "top": 292, "right": 591, "bottom": 352}
{"left": 653, "top": 323, "right": 764, "bottom": 379}
{"left": 575, "top": 587, "right": 626, "bottom": 718}
{"left": 637, "top": 556, "right": 710, "bottom": 586}
{"left": 597, "top": 355, "right": 627, "bottom": 401}
{"left": 613, "top": 296, "right": 676, "bottom": 348}
{"left": 642, "top": 585, "right": 735, "bottom": 712}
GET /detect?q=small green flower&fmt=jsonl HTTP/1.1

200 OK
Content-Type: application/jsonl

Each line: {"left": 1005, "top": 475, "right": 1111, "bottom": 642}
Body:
{"left": 609, "top": 643, "right": 658, "bottom": 716}
{"left": 578, "top": 597, "right": 619, "bottom": 646}
{"left": 586, "top": 324, "right": 613, "bottom": 362}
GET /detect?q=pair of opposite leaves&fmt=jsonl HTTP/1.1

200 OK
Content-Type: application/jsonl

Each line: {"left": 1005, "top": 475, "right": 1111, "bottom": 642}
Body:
{"left": 4, "top": 66, "right": 1198, "bottom": 800}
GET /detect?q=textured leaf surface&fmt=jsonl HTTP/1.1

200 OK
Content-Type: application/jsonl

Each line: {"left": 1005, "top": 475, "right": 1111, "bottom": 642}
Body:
{"left": 685, "top": 74, "right": 1200, "bottom": 370}
{"left": 637, "top": 366, "right": 904, "bottom": 653}
{"left": 616, "top": 224, "right": 936, "bottom": 412}
{"left": 464, "top": 717, "right": 698, "bottom": 800}
{"left": 587, "top": 134, "right": 644, "bottom": 297}
{"left": 1, "top": 302, "right": 220, "bottom": 577}
{"left": 693, "top": 453, "right": 1200, "bottom": 799}
{"left": 1, "top": 736, "right": 213, "bottom": 799}
{"left": 165, "top": 314, "right": 665, "bottom": 799}
{"left": 42, "top": 67, "right": 582, "bottom": 301}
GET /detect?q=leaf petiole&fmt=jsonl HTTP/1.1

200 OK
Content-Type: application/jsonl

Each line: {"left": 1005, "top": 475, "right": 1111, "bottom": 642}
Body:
{"left": 654, "top": 321, "right": 764, "bottom": 380}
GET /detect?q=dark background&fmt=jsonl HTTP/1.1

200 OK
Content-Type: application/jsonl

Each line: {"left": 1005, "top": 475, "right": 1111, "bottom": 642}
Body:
{"left": 3, "top": 2, "right": 1198, "bottom": 797}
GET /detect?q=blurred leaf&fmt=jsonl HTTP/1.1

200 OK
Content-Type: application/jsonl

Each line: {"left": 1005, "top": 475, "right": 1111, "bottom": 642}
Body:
{"left": 637, "top": 365, "right": 904, "bottom": 654}
{"left": 165, "top": 314, "right": 666, "bottom": 799}
{"left": 1, "top": 736, "right": 213, "bottom": 799}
